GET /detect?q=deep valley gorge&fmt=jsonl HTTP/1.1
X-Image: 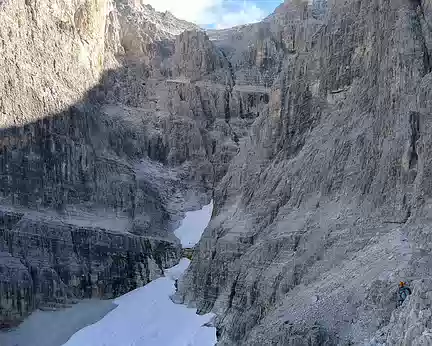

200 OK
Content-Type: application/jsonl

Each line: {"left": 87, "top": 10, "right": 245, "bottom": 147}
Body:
{"left": 1, "top": 0, "right": 432, "bottom": 345}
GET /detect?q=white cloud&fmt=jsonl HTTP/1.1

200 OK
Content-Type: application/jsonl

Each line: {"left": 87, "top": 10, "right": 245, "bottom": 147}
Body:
{"left": 141, "top": 0, "right": 267, "bottom": 28}
{"left": 214, "top": 3, "right": 265, "bottom": 29}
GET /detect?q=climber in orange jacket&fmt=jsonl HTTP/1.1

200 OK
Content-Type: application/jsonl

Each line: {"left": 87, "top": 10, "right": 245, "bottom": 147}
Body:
{"left": 397, "top": 281, "right": 411, "bottom": 307}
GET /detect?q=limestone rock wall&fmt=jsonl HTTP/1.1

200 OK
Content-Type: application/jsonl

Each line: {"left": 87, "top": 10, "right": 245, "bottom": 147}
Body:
{"left": 0, "top": 209, "right": 179, "bottom": 327}
{"left": 0, "top": 0, "right": 201, "bottom": 326}
{"left": 0, "top": 0, "right": 284, "bottom": 327}
{"left": 0, "top": 0, "right": 363, "bottom": 336}
{"left": 179, "top": 0, "right": 432, "bottom": 345}
{"left": 0, "top": 0, "right": 107, "bottom": 129}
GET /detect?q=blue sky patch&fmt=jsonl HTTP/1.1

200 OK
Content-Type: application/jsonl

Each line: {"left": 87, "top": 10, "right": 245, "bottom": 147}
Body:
{"left": 143, "top": 0, "right": 284, "bottom": 29}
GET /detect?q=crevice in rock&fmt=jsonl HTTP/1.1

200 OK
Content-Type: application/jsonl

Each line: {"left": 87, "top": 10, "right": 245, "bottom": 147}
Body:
{"left": 292, "top": 234, "right": 301, "bottom": 252}
{"left": 224, "top": 90, "right": 231, "bottom": 123}
{"left": 195, "top": 85, "right": 211, "bottom": 121}
{"left": 383, "top": 207, "right": 411, "bottom": 224}
{"left": 219, "top": 49, "right": 235, "bottom": 88}
{"left": 199, "top": 271, "right": 219, "bottom": 314}
{"left": 29, "top": 265, "right": 38, "bottom": 300}
{"left": 227, "top": 274, "right": 239, "bottom": 309}
{"left": 412, "top": 0, "right": 432, "bottom": 74}
{"left": 408, "top": 111, "right": 420, "bottom": 170}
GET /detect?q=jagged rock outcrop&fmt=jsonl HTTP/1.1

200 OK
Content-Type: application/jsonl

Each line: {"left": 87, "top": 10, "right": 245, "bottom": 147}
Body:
{"left": 173, "top": 30, "right": 229, "bottom": 82}
{"left": 0, "top": 0, "right": 206, "bottom": 326}
{"left": 178, "top": 0, "right": 432, "bottom": 345}
{"left": 0, "top": 0, "right": 285, "bottom": 328}
{"left": 0, "top": 208, "right": 179, "bottom": 327}
{"left": 7, "top": 0, "right": 431, "bottom": 344}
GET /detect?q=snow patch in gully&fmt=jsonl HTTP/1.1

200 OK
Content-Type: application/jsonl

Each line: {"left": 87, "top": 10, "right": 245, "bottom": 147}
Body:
{"left": 63, "top": 201, "right": 215, "bottom": 346}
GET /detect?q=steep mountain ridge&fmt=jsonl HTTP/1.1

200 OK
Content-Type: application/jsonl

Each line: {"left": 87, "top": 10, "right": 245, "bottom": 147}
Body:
{"left": 0, "top": 0, "right": 207, "bottom": 326}
{"left": 178, "top": 0, "right": 432, "bottom": 345}
{"left": 2, "top": 0, "right": 432, "bottom": 345}
{"left": 0, "top": 0, "right": 284, "bottom": 328}
{"left": 116, "top": 1, "right": 199, "bottom": 38}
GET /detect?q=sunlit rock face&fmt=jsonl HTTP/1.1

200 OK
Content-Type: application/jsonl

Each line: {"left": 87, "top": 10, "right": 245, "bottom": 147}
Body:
{"left": 8, "top": 1, "right": 432, "bottom": 344}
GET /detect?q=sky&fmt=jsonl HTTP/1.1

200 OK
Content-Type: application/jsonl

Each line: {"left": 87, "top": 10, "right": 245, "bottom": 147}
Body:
{"left": 142, "top": 0, "right": 284, "bottom": 29}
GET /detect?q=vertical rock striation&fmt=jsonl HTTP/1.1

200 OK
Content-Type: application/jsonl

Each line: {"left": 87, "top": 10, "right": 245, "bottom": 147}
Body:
{"left": 0, "top": 0, "right": 289, "bottom": 327}
{"left": 0, "top": 0, "right": 202, "bottom": 326}
{"left": 180, "top": 0, "right": 432, "bottom": 345}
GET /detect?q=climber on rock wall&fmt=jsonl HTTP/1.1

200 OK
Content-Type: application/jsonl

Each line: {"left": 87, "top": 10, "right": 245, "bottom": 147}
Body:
{"left": 398, "top": 281, "right": 411, "bottom": 307}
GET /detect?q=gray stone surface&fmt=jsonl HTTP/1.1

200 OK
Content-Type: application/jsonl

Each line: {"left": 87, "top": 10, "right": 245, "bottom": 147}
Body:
{"left": 179, "top": 0, "right": 432, "bottom": 345}
{"left": 0, "top": 0, "right": 280, "bottom": 329}
{"left": 0, "top": 0, "right": 207, "bottom": 326}
{"left": 3, "top": 0, "right": 432, "bottom": 344}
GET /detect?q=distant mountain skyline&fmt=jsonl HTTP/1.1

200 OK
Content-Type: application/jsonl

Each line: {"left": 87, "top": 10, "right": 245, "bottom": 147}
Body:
{"left": 142, "top": 0, "right": 284, "bottom": 29}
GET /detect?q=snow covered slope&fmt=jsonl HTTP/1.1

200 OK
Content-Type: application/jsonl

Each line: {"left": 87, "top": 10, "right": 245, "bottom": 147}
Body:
{"left": 62, "top": 204, "right": 216, "bottom": 346}
{"left": 63, "top": 259, "right": 216, "bottom": 346}
{"left": 174, "top": 201, "right": 213, "bottom": 248}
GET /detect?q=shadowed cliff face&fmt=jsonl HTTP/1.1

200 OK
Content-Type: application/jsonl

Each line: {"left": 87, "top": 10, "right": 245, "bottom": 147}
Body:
{"left": 0, "top": 56, "right": 235, "bottom": 325}
{"left": 0, "top": 0, "right": 288, "bottom": 328}
{"left": 6, "top": 0, "right": 421, "bottom": 341}
{"left": 0, "top": 67, "right": 187, "bottom": 327}
{"left": 179, "top": 0, "right": 432, "bottom": 345}
{"left": 0, "top": 1, "right": 217, "bottom": 324}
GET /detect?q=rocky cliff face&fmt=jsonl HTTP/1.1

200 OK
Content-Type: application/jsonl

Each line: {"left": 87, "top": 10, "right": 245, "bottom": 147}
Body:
{"left": 178, "top": 0, "right": 432, "bottom": 345}
{"left": 0, "top": 0, "right": 284, "bottom": 328}
{"left": 4, "top": 0, "right": 431, "bottom": 344}
{"left": 0, "top": 0, "right": 194, "bottom": 326}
